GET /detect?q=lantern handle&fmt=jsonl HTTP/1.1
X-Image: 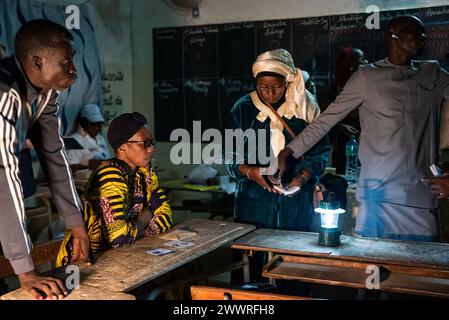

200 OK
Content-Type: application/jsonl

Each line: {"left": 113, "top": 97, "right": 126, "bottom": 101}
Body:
{"left": 312, "top": 182, "right": 327, "bottom": 209}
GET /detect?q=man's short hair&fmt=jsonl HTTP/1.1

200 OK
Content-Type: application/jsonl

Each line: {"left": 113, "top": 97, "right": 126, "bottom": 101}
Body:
{"left": 384, "top": 15, "right": 423, "bottom": 38}
{"left": 14, "top": 19, "right": 73, "bottom": 61}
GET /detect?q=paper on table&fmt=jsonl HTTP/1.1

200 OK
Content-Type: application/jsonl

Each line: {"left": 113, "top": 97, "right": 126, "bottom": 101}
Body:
{"left": 163, "top": 240, "right": 194, "bottom": 248}
{"left": 145, "top": 248, "right": 175, "bottom": 256}
{"left": 159, "top": 229, "right": 197, "bottom": 241}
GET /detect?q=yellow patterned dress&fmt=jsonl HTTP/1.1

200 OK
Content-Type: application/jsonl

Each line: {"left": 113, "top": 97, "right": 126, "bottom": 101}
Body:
{"left": 56, "top": 158, "right": 173, "bottom": 267}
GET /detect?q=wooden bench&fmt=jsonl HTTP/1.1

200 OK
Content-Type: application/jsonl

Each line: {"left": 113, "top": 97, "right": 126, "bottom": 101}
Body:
{"left": 190, "top": 285, "right": 313, "bottom": 300}
{"left": 232, "top": 228, "right": 449, "bottom": 299}
{"left": 263, "top": 254, "right": 449, "bottom": 299}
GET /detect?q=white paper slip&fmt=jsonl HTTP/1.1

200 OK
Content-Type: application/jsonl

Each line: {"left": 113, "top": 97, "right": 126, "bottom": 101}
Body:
{"left": 163, "top": 240, "right": 195, "bottom": 248}
{"left": 145, "top": 248, "right": 175, "bottom": 256}
{"left": 273, "top": 184, "right": 300, "bottom": 196}
{"left": 159, "top": 229, "right": 197, "bottom": 241}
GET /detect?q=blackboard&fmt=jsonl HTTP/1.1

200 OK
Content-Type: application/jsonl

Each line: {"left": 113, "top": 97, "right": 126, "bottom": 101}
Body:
{"left": 153, "top": 5, "right": 449, "bottom": 141}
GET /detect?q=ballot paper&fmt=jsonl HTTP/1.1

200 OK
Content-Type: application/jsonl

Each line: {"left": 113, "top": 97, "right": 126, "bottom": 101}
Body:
{"left": 271, "top": 176, "right": 301, "bottom": 196}
{"left": 145, "top": 248, "right": 175, "bottom": 256}
{"left": 164, "top": 240, "right": 195, "bottom": 249}
{"left": 159, "top": 229, "right": 197, "bottom": 241}
{"left": 272, "top": 184, "right": 300, "bottom": 196}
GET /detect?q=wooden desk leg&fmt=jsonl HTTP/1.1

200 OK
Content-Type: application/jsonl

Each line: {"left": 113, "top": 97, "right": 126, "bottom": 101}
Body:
{"left": 268, "top": 252, "right": 276, "bottom": 286}
{"left": 243, "top": 251, "right": 251, "bottom": 283}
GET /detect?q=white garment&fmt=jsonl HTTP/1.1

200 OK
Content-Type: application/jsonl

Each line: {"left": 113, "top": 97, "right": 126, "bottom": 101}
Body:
{"left": 252, "top": 49, "right": 320, "bottom": 125}
{"left": 66, "top": 126, "right": 111, "bottom": 166}
{"left": 355, "top": 201, "right": 438, "bottom": 239}
{"left": 250, "top": 90, "right": 319, "bottom": 157}
{"left": 251, "top": 49, "right": 320, "bottom": 157}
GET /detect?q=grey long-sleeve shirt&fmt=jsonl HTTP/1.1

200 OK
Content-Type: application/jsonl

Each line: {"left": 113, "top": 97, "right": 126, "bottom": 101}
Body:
{"left": 288, "top": 58, "right": 449, "bottom": 208}
{"left": 0, "top": 56, "right": 84, "bottom": 275}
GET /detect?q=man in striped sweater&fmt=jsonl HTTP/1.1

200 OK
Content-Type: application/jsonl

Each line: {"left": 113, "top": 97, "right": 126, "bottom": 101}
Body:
{"left": 0, "top": 20, "right": 89, "bottom": 299}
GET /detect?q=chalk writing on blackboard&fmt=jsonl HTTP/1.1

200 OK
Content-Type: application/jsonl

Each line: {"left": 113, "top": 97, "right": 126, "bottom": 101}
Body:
{"left": 154, "top": 28, "right": 177, "bottom": 40}
{"left": 426, "top": 7, "right": 449, "bottom": 17}
{"left": 155, "top": 81, "right": 180, "bottom": 93}
{"left": 262, "top": 21, "right": 287, "bottom": 39}
{"left": 155, "top": 81, "right": 180, "bottom": 100}
{"left": 185, "top": 79, "right": 212, "bottom": 95}
{"left": 190, "top": 36, "right": 206, "bottom": 47}
{"left": 185, "top": 26, "right": 218, "bottom": 35}
{"left": 219, "top": 78, "right": 255, "bottom": 96}
{"left": 224, "top": 22, "right": 255, "bottom": 31}
{"left": 263, "top": 21, "right": 287, "bottom": 39}
{"left": 337, "top": 13, "right": 364, "bottom": 23}
{"left": 153, "top": 5, "right": 449, "bottom": 141}
{"left": 257, "top": 20, "right": 291, "bottom": 52}
{"left": 263, "top": 21, "right": 287, "bottom": 28}
{"left": 300, "top": 17, "right": 329, "bottom": 31}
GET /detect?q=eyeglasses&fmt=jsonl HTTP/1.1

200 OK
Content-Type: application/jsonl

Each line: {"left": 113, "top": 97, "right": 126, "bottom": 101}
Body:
{"left": 127, "top": 138, "right": 156, "bottom": 149}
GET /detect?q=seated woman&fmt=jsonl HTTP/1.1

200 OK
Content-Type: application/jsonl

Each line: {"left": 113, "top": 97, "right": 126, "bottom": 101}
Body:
{"left": 57, "top": 112, "right": 173, "bottom": 266}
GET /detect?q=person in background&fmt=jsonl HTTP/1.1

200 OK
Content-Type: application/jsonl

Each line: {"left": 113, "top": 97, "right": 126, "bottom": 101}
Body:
{"left": 323, "top": 47, "right": 367, "bottom": 174}
{"left": 303, "top": 69, "right": 317, "bottom": 98}
{"left": 66, "top": 103, "right": 111, "bottom": 171}
{"left": 275, "top": 16, "right": 449, "bottom": 242}
{"left": 0, "top": 19, "right": 89, "bottom": 300}
{"left": 57, "top": 112, "right": 173, "bottom": 266}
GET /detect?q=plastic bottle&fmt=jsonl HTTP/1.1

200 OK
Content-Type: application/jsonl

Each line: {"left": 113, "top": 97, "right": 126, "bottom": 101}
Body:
{"left": 345, "top": 136, "right": 359, "bottom": 185}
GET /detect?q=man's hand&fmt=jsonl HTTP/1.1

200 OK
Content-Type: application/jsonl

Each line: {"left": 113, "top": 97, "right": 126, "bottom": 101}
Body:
{"left": 281, "top": 169, "right": 312, "bottom": 197}
{"left": 288, "top": 169, "right": 312, "bottom": 189}
{"left": 268, "top": 147, "right": 294, "bottom": 185}
{"left": 71, "top": 225, "right": 91, "bottom": 265}
{"left": 18, "top": 270, "right": 67, "bottom": 300}
{"left": 239, "top": 164, "right": 275, "bottom": 192}
{"left": 137, "top": 208, "right": 154, "bottom": 237}
{"left": 422, "top": 175, "right": 449, "bottom": 199}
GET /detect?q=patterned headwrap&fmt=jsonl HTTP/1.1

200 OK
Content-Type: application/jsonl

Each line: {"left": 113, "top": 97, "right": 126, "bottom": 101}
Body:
{"left": 251, "top": 49, "right": 320, "bottom": 156}
{"left": 107, "top": 112, "right": 148, "bottom": 151}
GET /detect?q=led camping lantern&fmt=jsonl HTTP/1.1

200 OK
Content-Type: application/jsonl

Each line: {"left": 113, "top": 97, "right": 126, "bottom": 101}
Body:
{"left": 313, "top": 190, "right": 345, "bottom": 246}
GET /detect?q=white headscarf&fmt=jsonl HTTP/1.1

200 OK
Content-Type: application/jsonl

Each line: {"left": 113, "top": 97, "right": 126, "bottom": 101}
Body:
{"left": 251, "top": 49, "right": 320, "bottom": 156}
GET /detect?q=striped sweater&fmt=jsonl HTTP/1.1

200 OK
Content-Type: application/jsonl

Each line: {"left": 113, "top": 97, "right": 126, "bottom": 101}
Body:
{"left": 0, "top": 56, "right": 83, "bottom": 275}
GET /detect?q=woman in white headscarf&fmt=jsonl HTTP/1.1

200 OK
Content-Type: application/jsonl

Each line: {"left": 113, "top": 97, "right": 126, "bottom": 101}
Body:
{"left": 225, "top": 48, "right": 330, "bottom": 232}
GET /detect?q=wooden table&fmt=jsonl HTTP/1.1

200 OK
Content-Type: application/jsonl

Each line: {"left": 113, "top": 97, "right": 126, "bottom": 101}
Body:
{"left": 1, "top": 285, "right": 135, "bottom": 300}
{"left": 76, "top": 218, "right": 254, "bottom": 293}
{"left": 231, "top": 229, "right": 449, "bottom": 298}
{"left": 1, "top": 219, "right": 254, "bottom": 300}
